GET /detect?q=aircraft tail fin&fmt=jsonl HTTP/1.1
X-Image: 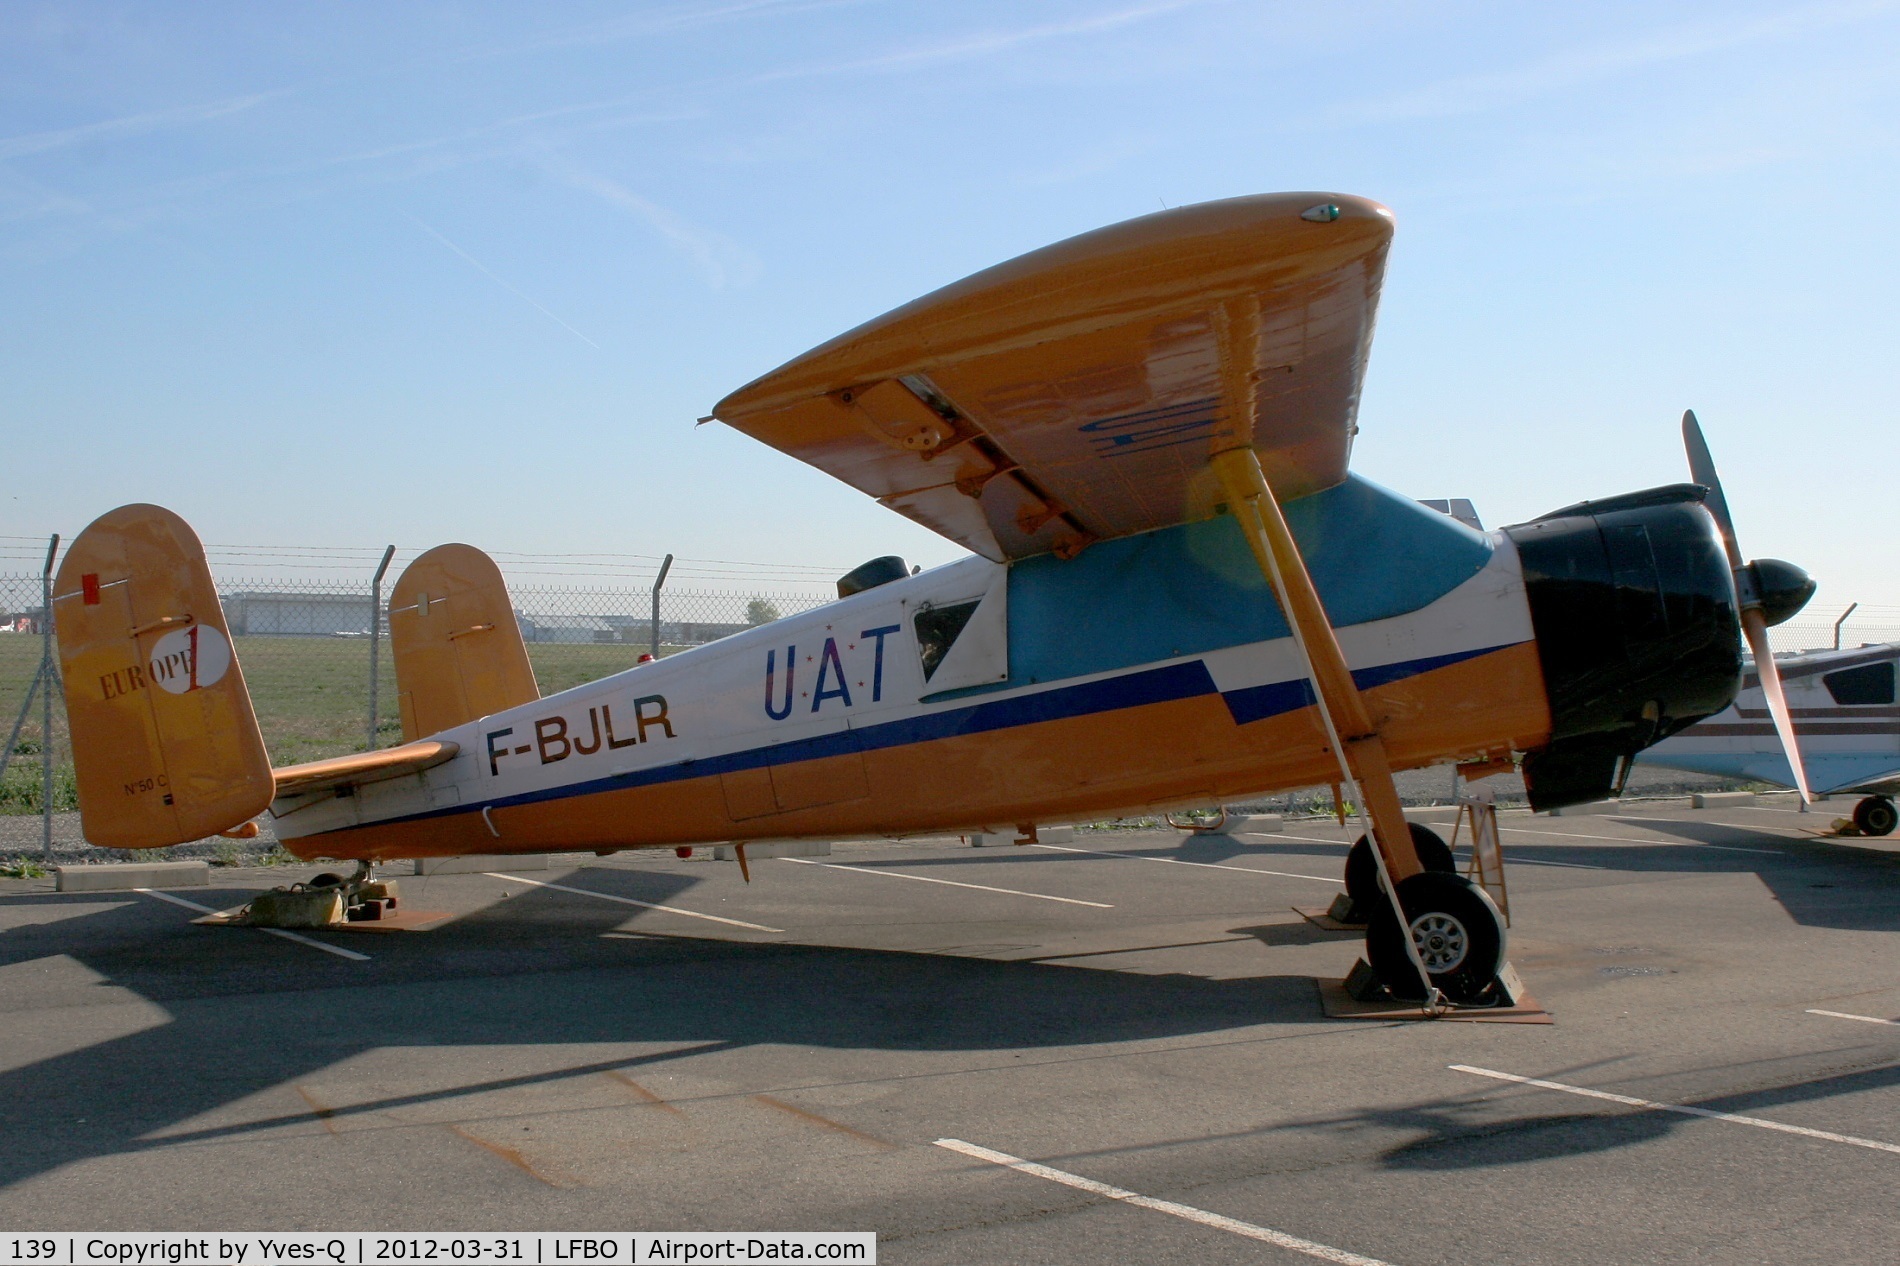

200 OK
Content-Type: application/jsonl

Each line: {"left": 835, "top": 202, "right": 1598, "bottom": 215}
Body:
{"left": 389, "top": 544, "right": 539, "bottom": 742}
{"left": 53, "top": 505, "right": 274, "bottom": 849}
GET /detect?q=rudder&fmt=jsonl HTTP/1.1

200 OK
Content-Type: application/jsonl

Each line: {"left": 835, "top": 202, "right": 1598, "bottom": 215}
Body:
{"left": 53, "top": 505, "right": 274, "bottom": 849}
{"left": 389, "top": 544, "right": 539, "bottom": 741}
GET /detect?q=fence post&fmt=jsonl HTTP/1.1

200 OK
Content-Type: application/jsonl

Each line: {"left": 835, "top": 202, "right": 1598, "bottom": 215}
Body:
{"left": 367, "top": 545, "right": 395, "bottom": 751}
{"left": 40, "top": 533, "right": 59, "bottom": 861}
{"left": 1833, "top": 602, "right": 1859, "bottom": 652}
{"left": 650, "top": 553, "right": 673, "bottom": 659}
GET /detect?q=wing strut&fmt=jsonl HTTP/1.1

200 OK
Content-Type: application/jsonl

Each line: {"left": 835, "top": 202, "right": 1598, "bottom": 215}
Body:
{"left": 1210, "top": 446, "right": 1441, "bottom": 1006}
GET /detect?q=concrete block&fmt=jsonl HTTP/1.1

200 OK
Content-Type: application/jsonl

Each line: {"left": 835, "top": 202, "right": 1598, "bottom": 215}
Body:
{"left": 414, "top": 854, "right": 549, "bottom": 875}
{"left": 1195, "top": 814, "right": 1284, "bottom": 835}
{"left": 57, "top": 860, "right": 209, "bottom": 892}
{"left": 1402, "top": 806, "right": 1460, "bottom": 825}
{"left": 1693, "top": 791, "right": 1758, "bottom": 809}
{"left": 712, "top": 840, "right": 831, "bottom": 860}
{"left": 1547, "top": 800, "right": 1621, "bottom": 817}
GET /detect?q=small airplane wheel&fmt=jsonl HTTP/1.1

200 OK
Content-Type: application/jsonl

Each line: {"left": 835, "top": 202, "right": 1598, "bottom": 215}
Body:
{"left": 1365, "top": 871, "right": 1507, "bottom": 1005}
{"left": 1853, "top": 796, "right": 1898, "bottom": 837}
{"left": 1344, "top": 823, "right": 1454, "bottom": 912}
{"left": 307, "top": 872, "right": 346, "bottom": 888}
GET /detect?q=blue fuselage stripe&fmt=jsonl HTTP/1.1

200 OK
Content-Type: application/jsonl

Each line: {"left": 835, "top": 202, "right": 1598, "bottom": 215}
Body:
{"left": 318, "top": 642, "right": 1523, "bottom": 835}
{"left": 1217, "top": 645, "right": 1506, "bottom": 725}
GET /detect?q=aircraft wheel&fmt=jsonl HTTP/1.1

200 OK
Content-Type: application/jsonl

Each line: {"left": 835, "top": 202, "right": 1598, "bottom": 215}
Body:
{"left": 1344, "top": 823, "right": 1454, "bottom": 912}
{"left": 1365, "top": 872, "right": 1506, "bottom": 1005}
{"left": 1854, "top": 796, "right": 1898, "bottom": 837}
{"left": 307, "top": 872, "right": 346, "bottom": 888}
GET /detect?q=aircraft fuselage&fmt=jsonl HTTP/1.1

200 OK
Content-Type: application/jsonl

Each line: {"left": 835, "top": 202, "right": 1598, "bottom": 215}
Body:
{"left": 273, "top": 475, "right": 1553, "bottom": 860}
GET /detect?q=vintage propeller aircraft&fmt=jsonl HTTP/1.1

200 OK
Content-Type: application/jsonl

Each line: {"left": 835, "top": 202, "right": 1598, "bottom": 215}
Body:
{"left": 1638, "top": 640, "right": 1900, "bottom": 836}
{"left": 51, "top": 192, "right": 1820, "bottom": 1008}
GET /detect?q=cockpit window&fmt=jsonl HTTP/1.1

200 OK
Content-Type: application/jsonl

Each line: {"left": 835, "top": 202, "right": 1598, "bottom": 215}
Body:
{"left": 1823, "top": 661, "right": 1895, "bottom": 706}
{"left": 914, "top": 600, "right": 980, "bottom": 682}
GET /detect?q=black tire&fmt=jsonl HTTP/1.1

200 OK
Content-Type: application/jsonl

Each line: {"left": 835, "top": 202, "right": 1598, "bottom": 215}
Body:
{"left": 1854, "top": 796, "right": 1897, "bottom": 837}
{"left": 308, "top": 872, "right": 346, "bottom": 888}
{"left": 1365, "top": 871, "right": 1507, "bottom": 1004}
{"left": 1345, "top": 823, "right": 1454, "bottom": 912}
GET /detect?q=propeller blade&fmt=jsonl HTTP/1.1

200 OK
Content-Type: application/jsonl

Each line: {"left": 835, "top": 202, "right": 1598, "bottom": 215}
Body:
{"left": 1682, "top": 409, "right": 1744, "bottom": 571}
{"left": 1687, "top": 410, "right": 1813, "bottom": 803}
{"left": 1743, "top": 607, "right": 1814, "bottom": 804}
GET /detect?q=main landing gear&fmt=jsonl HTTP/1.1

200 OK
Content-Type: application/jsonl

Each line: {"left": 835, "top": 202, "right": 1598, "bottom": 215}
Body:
{"left": 1335, "top": 822, "right": 1514, "bottom": 1006}
{"left": 1343, "top": 823, "right": 1454, "bottom": 921}
{"left": 1853, "top": 795, "right": 1898, "bottom": 837}
{"left": 1365, "top": 871, "right": 1508, "bottom": 1004}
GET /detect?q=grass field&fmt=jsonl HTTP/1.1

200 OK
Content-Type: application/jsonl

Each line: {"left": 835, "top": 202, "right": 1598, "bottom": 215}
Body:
{"left": 0, "top": 634, "right": 669, "bottom": 812}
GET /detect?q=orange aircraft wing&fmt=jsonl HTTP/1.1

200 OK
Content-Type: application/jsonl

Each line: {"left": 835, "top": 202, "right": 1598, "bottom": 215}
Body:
{"left": 272, "top": 740, "right": 460, "bottom": 798}
{"left": 711, "top": 193, "right": 1393, "bottom": 562}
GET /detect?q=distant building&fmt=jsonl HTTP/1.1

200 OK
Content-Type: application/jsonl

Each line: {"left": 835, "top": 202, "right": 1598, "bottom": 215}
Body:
{"left": 516, "top": 613, "right": 621, "bottom": 644}
{"left": 593, "top": 615, "right": 751, "bottom": 647}
{"left": 222, "top": 591, "right": 374, "bottom": 637}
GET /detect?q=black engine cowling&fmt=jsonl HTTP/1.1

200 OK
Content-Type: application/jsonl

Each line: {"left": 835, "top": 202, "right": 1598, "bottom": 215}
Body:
{"left": 1504, "top": 484, "right": 1742, "bottom": 811}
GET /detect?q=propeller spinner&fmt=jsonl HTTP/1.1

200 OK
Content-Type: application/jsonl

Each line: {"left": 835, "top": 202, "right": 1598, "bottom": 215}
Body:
{"left": 1681, "top": 410, "right": 1818, "bottom": 802}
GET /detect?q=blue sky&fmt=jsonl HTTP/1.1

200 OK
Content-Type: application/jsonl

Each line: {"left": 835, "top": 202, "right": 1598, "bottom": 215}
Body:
{"left": 2, "top": 1, "right": 1896, "bottom": 610}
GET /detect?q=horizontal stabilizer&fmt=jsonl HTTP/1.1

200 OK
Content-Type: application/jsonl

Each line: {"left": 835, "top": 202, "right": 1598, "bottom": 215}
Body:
{"left": 272, "top": 739, "right": 460, "bottom": 798}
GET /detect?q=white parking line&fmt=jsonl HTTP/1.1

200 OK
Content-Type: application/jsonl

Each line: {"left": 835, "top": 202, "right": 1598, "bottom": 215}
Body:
{"left": 137, "top": 888, "right": 371, "bottom": 961}
{"left": 1451, "top": 1064, "right": 1900, "bottom": 1155}
{"left": 935, "top": 1138, "right": 1396, "bottom": 1265}
{"left": 1498, "top": 824, "right": 1780, "bottom": 855}
{"left": 1808, "top": 1008, "right": 1900, "bottom": 1027}
{"left": 1275, "top": 832, "right": 1354, "bottom": 848}
{"left": 1615, "top": 818, "right": 1793, "bottom": 851}
{"left": 778, "top": 858, "right": 1112, "bottom": 907}
{"left": 1032, "top": 842, "right": 1337, "bottom": 883}
{"left": 488, "top": 873, "right": 782, "bottom": 932}
{"left": 1504, "top": 854, "right": 1608, "bottom": 870}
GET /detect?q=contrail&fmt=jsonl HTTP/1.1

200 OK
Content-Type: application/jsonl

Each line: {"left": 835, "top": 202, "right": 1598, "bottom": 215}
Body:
{"left": 407, "top": 215, "right": 599, "bottom": 349}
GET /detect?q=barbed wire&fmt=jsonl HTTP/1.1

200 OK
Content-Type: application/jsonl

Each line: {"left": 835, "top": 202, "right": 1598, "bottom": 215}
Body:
{"left": 0, "top": 535, "right": 852, "bottom": 585}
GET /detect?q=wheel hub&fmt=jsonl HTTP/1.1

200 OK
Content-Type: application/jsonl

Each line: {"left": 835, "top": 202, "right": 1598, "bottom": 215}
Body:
{"left": 1410, "top": 912, "right": 1469, "bottom": 973}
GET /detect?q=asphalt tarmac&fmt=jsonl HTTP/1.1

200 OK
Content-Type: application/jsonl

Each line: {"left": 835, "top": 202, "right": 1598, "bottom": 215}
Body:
{"left": 2, "top": 796, "right": 1897, "bottom": 1264}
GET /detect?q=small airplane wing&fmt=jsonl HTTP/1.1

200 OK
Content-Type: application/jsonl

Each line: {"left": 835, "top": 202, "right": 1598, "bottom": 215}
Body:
{"left": 272, "top": 740, "right": 460, "bottom": 799}
{"left": 1841, "top": 768, "right": 1900, "bottom": 796}
{"left": 712, "top": 193, "right": 1393, "bottom": 562}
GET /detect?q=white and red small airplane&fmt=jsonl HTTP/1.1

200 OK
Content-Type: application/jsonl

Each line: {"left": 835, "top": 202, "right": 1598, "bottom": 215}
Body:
{"left": 49, "top": 193, "right": 1818, "bottom": 1007}
{"left": 1638, "top": 642, "right": 1900, "bottom": 835}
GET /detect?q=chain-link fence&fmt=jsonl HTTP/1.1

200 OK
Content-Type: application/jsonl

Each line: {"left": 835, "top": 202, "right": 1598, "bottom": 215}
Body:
{"left": 1, "top": 565, "right": 833, "bottom": 856}
{"left": 4, "top": 554, "right": 1893, "bottom": 860}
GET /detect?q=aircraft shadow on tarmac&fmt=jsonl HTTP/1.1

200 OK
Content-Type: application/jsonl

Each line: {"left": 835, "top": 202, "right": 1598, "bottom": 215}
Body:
{"left": 878, "top": 826, "right": 1900, "bottom": 935}
{"left": 0, "top": 869, "right": 1325, "bottom": 1193}
{"left": 1367, "top": 1056, "right": 1900, "bottom": 1170}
